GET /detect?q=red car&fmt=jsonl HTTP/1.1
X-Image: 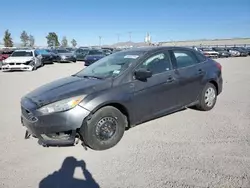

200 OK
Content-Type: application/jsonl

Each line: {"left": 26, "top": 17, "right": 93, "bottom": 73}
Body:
{"left": 0, "top": 50, "right": 14, "bottom": 61}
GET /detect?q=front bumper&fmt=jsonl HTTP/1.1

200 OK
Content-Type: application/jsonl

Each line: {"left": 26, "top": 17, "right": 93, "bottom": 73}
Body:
{"left": 2, "top": 64, "right": 33, "bottom": 71}
{"left": 21, "top": 97, "right": 90, "bottom": 146}
{"left": 59, "top": 56, "right": 76, "bottom": 62}
{"left": 204, "top": 54, "right": 218, "bottom": 58}
{"left": 219, "top": 53, "right": 230, "bottom": 58}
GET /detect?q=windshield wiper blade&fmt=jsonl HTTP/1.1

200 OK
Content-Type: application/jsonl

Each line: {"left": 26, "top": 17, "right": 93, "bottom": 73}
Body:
{"left": 82, "top": 75, "right": 103, "bottom": 79}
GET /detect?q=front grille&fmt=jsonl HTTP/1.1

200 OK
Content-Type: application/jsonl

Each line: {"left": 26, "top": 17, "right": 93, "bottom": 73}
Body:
{"left": 21, "top": 106, "right": 38, "bottom": 122}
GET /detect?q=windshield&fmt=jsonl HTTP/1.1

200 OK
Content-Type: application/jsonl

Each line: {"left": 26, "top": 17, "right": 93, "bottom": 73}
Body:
{"left": 11, "top": 51, "right": 33, "bottom": 57}
{"left": 75, "top": 50, "right": 145, "bottom": 79}
{"left": 38, "top": 50, "right": 49, "bottom": 55}
{"left": 88, "top": 50, "right": 103, "bottom": 55}
{"left": 57, "top": 49, "right": 70, "bottom": 53}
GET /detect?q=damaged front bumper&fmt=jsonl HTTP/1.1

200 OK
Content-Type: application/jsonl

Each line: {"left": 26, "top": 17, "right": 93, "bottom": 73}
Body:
{"left": 21, "top": 97, "right": 90, "bottom": 147}
{"left": 2, "top": 64, "right": 33, "bottom": 71}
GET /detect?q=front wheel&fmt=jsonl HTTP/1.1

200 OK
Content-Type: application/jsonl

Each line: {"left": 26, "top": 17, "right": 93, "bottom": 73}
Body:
{"left": 196, "top": 83, "right": 217, "bottom": 111}
{"left": 81, "top": 106, "right": 127, "bottom": 150}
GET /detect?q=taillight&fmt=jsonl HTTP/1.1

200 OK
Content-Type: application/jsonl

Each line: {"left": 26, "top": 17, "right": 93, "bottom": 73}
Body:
{"left": 215, "top": 62, "right": 222, "bottom": 70}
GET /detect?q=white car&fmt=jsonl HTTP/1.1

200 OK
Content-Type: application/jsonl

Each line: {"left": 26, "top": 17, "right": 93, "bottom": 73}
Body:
{"left": 2, "top": 49, "right": 43, "bottom": 71}
{"left": 199, "top": 48, "right": 219, "bottom": 58}
{"left": 227, "top": 49, "right": 241, "bottom": 57}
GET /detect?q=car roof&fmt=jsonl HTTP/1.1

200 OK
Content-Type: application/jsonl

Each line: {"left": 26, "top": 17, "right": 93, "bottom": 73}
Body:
{"left": 14, "top": 49, "right": 34, "bottom": 52}
{"left": 122, "top": 46, "right": 196, "bottom": 53}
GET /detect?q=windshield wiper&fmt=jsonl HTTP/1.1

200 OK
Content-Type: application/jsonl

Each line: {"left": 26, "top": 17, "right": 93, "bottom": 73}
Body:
{"left": 73, "top": 75, "right": 104, "bottom": 80}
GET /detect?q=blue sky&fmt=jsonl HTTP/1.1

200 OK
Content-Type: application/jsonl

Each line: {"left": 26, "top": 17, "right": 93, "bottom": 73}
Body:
{"left": 1, "top": 0, "right": 250, "bottom": 46}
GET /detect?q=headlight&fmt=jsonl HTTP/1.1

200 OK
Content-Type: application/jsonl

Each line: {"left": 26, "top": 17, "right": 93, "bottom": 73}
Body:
{"left": 73, "top": 54, "right": 76, "bottom": 58}
{"left": 61, "top": 55, "right": 66, "bottom": 59}
{"left": 37, "top": 95, "right": 86, "bottom": 115}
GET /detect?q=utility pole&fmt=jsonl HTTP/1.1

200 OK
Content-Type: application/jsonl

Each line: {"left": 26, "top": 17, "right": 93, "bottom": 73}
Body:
{"left": 128, "top": 32, "right": 132, "bottom": 42}
{"left": 116, "top": 33, "right": 120, "bottom": 43}
{"left": 99, "top": 36, "right": 102, "bottom": 47}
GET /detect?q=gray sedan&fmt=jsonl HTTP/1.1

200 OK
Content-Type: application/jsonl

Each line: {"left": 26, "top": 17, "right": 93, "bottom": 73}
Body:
{"left": 52, "top": 48, "right": 77, "bottom": 63}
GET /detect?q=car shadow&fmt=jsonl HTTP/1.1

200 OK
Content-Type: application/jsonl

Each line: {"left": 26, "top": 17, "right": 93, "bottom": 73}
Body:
{"left": 39, "top": 156, "right": 100, "bottom": 188}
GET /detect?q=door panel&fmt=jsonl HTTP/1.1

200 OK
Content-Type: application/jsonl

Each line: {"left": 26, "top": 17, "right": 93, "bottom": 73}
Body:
{"left": 130, "top": 51, "right": 181, "bottom": 124}
{"left": 171, "top": 49, "right": 205, "bottom": 106}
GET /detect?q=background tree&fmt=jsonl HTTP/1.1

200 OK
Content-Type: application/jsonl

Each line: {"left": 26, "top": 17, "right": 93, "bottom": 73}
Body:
{"left": 71, "top": 39, "right": 77, "bottom": 47}
{"left": 3, "top": 30, "right": 13, "bottom": 47}
{"left": 29, "top": 35, "right": 35, "bottom": 47}
{"left": 20, "top": 31, "right": 29, "bottom": 47}
{"left": 46, "top": 32, "right": 60, "bottom": 47}
{"left": 61, "top": 36, "right": 68, "bottom": 47}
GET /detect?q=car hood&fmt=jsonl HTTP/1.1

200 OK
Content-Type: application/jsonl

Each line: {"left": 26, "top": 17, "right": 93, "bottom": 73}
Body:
{"left": 58, "top": 53, "right": 73, "bottom": 56}
{"left": 24, "top": 76, "right": 111, "bottom": 107}
{"left": 4, "top": 56, "right": 33, "bottom": 63}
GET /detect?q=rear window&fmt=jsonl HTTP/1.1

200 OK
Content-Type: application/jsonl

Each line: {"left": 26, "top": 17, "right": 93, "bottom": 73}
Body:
{"left": 195, "top": 51, "right": 207, "bottom": 62}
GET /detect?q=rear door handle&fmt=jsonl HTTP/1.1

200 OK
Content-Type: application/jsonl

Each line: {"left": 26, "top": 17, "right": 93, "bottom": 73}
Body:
{"left": 197, "top": 69, "right": 204, "bottom": 75}
{"left": 166, "top": 76, "right": 175, "bottom": 83}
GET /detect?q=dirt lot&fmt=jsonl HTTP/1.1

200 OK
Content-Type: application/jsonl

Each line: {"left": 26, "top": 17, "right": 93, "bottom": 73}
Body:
{"left": 0, "top": 58, "right": 250, "bottom": 188}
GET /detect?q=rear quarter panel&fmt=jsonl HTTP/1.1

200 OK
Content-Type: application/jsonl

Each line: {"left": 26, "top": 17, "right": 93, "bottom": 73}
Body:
{"left": 200, "top": 58, "right": 222, "bottom": 93}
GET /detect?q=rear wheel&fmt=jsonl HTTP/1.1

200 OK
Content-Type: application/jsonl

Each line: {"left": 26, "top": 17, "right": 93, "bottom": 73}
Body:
{"left": 81, "top": 106, "right": 127, "bottom": 150}
{"left": 196, "top": 83, "right": 217, "bottom": 111}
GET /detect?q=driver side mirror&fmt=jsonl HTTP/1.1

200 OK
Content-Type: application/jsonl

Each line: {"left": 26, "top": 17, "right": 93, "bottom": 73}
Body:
{"left": 134, "top": 68, "right": 152, "bottom": 81}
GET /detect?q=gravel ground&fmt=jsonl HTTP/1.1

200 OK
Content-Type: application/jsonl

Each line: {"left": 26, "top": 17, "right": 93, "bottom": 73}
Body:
{"left": 0, "top": 58, "right": 250, "bottom": 188}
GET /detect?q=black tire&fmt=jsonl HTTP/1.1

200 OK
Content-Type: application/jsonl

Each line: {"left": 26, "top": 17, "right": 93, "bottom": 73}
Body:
{"left": 81, "top": 106, "right": 127, "bottom": 150}
{"left": 196, "top": 83, "right": 217, "bottom": 111}
{"left": 31, "top": 65, "right": 37, "bottom": 71}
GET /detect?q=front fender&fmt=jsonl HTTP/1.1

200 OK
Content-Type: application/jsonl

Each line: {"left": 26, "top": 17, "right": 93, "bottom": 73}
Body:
{"left": 78, "top": 87, "right": 132, "bottom": 116}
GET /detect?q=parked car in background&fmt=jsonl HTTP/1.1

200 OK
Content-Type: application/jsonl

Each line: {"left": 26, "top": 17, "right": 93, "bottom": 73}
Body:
{"left": 0, "top": 50, "right": 14, "bottom": 61}
{"left": 225, "top": 48, "right": 241, "bottom": 57}
{"left": 212, "top": 47, "right": 231, "bottom": 58}
{"left": 21, "top": 46, "right": 222, "bottom": 150}
{"left": 45, "top": 49, "right": 60, "bottom": 62}
{"left": 2, "top": 49, "right": 43, "bottom": 71}
{"left": 112, "top": 48, "right": 122, "bottom": 53}
{"left": 66, "top": 47, "right": 76, "bottom": 53}
{"left": 75, "top": 48, "right": 106, "bottom": 62}
{"left": 37, "top": 49, "right": 54, "bottom": 64}
{"left": 244, "top": 47, "right": 250, "bottom": 55}
{"left": 199, "top": 48, "right": 219, "bottom": 58}
{"left": 83, "top": 49, "right": 106, "bottom": 66}
{"left": 231, "top": 47, "right": 248, "bottom": 56}
{"left": 52, "top": 48, "right": 77, "bottom": 63}
{"left": 102, "top": 49, "right": 112, "bottom": 56}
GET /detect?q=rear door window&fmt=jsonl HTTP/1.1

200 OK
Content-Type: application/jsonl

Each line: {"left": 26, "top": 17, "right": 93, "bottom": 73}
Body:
{"left": 194, "top": 51, "right": 207, "bottom": 62}
{"left": 172, "top": 50, "right": 199, "bottom": 68}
